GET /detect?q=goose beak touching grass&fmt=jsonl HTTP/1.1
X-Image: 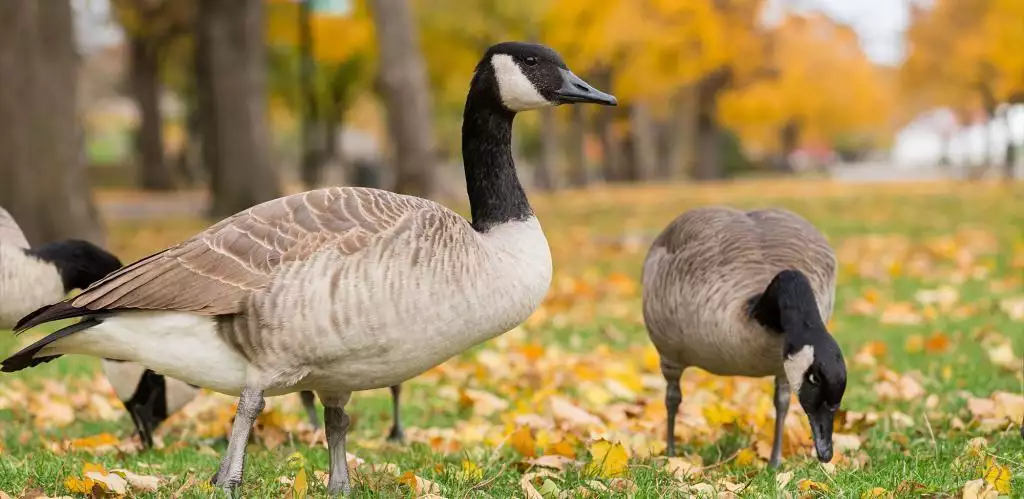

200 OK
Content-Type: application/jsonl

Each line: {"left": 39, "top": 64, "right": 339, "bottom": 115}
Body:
{"left": 2, "top": 42, "right": 615, "bottom": 496}
{"left": 642, "top": 207, "right": 847, "bottom": 468}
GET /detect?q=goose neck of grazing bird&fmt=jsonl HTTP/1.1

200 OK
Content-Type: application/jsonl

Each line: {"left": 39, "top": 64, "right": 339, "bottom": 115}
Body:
{"left": 462, "top": 78, "right": 532, "bottom": 233}
{"left": 750, "top": 269, "right": 825, "bottom": 338}
{"left": 24, "top": 240, "right": 123, "bottom": 292}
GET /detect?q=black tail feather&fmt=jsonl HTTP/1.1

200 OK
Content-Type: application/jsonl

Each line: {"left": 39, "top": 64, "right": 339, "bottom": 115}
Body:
{"left": 15, "top": 301, "right": 96, "bottom": 333}
{"left": 1, "top": 317, "right": 103, "bottom": 372}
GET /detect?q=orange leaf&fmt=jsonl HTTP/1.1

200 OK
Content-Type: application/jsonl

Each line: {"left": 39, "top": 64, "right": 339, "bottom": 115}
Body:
{"left": 509, "top": 427, "right": 537, "bottom": 458}
{"left": 924, "top": 333, "right": 951, "bottom": 353}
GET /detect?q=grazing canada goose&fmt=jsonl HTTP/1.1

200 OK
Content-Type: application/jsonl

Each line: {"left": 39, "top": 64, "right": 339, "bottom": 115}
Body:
{"left": 642, "top": 206, "right": 846, "bottom": 467}
{"left": 103, "top": 361, "right": 407, "bottom": 450}
{"left": 3, "top": 41, "right": 616, "bottom": 495}
{"left": 0, "top": 207, "right": 121, "bottom": 328}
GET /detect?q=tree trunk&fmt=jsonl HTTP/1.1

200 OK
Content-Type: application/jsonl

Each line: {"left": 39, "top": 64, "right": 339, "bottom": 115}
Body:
{"left": 664, "top": 87, "right": 697, "bottom": 179}
{"left": 566, "top": 105, "right": 589, "bottom": 187}
{"left": 129, "top": 35, "right": 174, "bottom": 190}
{"left": 693, "top": 69, "right": 730, "bottom": 181}
{"left": 195, "top": 0, "right": 280, "bottom": 218}
{"left": 628, "top": 103, "right": 657, "bottom": 182}
{"left": 589, "top": 69, "right": 621, "bottom": 183}
{"left": 0, "top": 0, "right": 104, "bottom": 245}
{"left": 298, "top": 0, "right": 327, "bottom": 188}
{"left": 775, "top": 119, "right": 799, "bottom": 172}
{"left": 1002, "top": 109, "right": 1016, "bottom": 181}
{"left": 369, "top": 0, "right": 437, "bottom": 199}
{"left": 534, "top": 107, "right": 558, "bottom": 190}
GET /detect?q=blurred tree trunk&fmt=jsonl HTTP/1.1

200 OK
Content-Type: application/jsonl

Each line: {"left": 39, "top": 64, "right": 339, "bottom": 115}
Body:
{"left": 298, "top": 0, "right": 327, "bottom": 188}
{"left": 665, "top": 87, "right": 696, "bottom": 179}
{"left": 693, "top": 69, "right": 731, "bottom": 181}
{"left": 628, "top": 103, "right": 657, "bottom": 182}
{"left": 370, "top": 0, "right": 437, "bottom": 199}
{"left": 590, "top": 68, "right": 621, "bottom": 183}
{"left": 1001, "top": 108, "right": 1016, "bottom": 181}
{"left": 534, "top": 107, "right": 558, "bottom": 190}
{"left": 566, "top": 105, "right": 589, "bottom": 187}
{"left": 129, "top": 36, "right": 174, "bottom": 190}
{"left": 0, "top": 0, "right": 104, "bottom": 245}
{"left": 775, "top": 119, "right": 799, "bottom": 173}
{"left": 195, "top": 0, "right": 280, "bottom": 218}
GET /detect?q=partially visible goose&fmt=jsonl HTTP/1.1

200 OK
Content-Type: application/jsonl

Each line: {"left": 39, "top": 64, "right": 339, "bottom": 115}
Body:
{"left": 642, "top": 206, "right": 846, "bottom": 467}
{"left": 3, "top": 41, "right": 616, "bottom": 495}
{"left": 103, "top": 361, "right": 407, "bottom": 449}
{"left": 0, "top": 207, "right": 121, "bottom": 327}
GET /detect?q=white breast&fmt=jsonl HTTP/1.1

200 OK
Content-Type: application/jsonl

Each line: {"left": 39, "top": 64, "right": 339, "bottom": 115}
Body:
{"left": 0, "top": 244, "right": 64, "bottom": 328}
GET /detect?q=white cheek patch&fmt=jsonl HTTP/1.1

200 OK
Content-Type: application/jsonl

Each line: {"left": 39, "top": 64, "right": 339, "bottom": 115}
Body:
{"left": 784, "top": 345, "right": 815, "bottom": 392}
{"left": 490, "top": 54, "right": 551, "bottom": 111}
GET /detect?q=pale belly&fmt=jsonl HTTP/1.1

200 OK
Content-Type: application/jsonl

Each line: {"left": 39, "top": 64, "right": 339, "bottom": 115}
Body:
{"left": 651, "top": 322, "right": 784, "bottom": 378}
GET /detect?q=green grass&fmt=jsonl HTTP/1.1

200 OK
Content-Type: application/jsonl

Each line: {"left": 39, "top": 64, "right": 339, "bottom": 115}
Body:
{"left": 1, "top": 179, "right": 1023, "bottom": 497}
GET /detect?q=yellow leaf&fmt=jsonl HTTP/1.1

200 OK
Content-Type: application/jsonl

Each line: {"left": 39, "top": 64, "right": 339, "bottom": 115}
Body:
{"left": 860, "top": 487, "right": 889, "bottom": 498}
{"left": 509, "top": 427, "right": 537, "bottom": 458}
{"left": 735, "top": 448, "right": 757, "bottom": 466}
{"left": 69, "top": 433, "right": 120, "bottom": 450}
{"left": 904, "top": 334, "right": 925, "bottom": 353}
{"left": 64, "top": 476, "right": 97, "bottom": 494}
{"left": 459, "top": 460, "right": 483, "bottom": 482}
{"left": 798, "top": 479, "right": 831, "bottom": 493}
{"left": 585, "top": 439, "right": 629, "bottom": 478}
{"left": 545, "top": 435, "right": 578, "bottom": 458}
{"left": 292, "top": 468, "right": 308, "bottom": 499}
{"left": 982, "top": 457, "right": 1011, "bottom": 494}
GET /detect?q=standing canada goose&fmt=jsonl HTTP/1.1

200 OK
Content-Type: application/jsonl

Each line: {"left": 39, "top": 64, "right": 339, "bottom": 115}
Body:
{"left": 103, "top": 361, "right": 406, "bottom": 450}
{"left": 642, "top": 206, "right": 846, "bottom": 467}
{"left": 2, "top": 42, "right": 616, "bottom": 495}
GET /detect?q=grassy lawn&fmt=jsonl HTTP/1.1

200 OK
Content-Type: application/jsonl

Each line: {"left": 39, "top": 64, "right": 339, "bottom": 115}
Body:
{"left": 1, "top": 179, "right": 1022, "bottom": 498}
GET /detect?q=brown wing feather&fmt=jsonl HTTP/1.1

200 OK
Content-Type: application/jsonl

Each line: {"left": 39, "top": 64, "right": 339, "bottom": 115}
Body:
{"left": 66, "top": 187, "right": 432, "bottom": 316}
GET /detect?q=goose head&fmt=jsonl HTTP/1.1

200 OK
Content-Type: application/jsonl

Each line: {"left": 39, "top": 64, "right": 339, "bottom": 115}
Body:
{"left": 783, "top": 333, "right": 846, "bottom": 463}
{"left": 473, "top": 42, "right": 617, "bottom": 112}
{"left": 752, "top": 269, "right": 847, "bottom": 463}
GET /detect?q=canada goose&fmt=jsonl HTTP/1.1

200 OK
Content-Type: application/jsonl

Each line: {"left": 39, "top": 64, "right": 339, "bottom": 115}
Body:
{"left": 0, "top": 207, "right": 121, "bottom": 328}
{"left": 642, "top": 206, "right": 846, "bottom": 467}
{"left": 3, "top": 42, "right": 616, "bottom": 495}
{"left": 103, "top": 361, "right": 406, "bottom": 450}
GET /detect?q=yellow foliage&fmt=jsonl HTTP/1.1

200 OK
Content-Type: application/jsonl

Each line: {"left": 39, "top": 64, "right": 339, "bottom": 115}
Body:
{"left": 720, "top": 13, "right": 891, "bottom": 152}
{"left": 266, "top": 0, "right": 375, "bottom": 63}
{"left": 585, "top": 439, "right": 629, "bottom": 478}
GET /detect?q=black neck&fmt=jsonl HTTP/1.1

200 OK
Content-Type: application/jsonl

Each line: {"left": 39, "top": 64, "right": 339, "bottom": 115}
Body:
{"left": 24, "top": 240, "right": 122, "bottom": 293}
{"left": 748, "top": 269, "right": 826, "bottom": 342}
{"left": 462, "top": 80, "right": 533, "bottom": 232}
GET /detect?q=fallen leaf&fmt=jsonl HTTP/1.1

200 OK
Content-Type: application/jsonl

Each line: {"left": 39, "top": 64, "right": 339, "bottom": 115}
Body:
{"left": 924, "top": 333, "right": 952, "bottom": 353}
{"left": 585, "top": 439, "right": 629, "bottom": 478}
{"left": 962, "top": 479, "right": 998, "bottom": 499}
{"left": 860, "top": 487, "right": 890, "bottom": 498}
{"left": 509, "top": 427, "right": 537, "bottom": 458}
{"left": 291, "top": 468, "right": 308, "bottom": 499}
{"left": 550, "top": 396, "right": 604, "bottom": 429}
{"left": 399, "top": 472, "right": 441, "bottom": 496}
{"left": 834, "top": 433, "right": 863, "bottom": 452}
{"left": 519, "top": 471, "right": 555, "bottom": 499}
{"left": 526, "top": 455, "right": 573, "bottom": 472}
{"left": 665, "top": 457, "right": 701, "bottom": 479}
{"left": 776, "top": 470, "right": 794, "bottom": 489}
{"left": 798, "top": 479, "right": 830, "bottom": 494}
{"left": 110, "top": 469, "right": 161, "bottom": 492}
{"left": 458, "top": 460, "right": 483, "bottom": 482}
{"left": 982, "top": 457, "right": 1011, "bottom": 494}
{"left": 735, "top": 448, "right": 758, "bottom": 467}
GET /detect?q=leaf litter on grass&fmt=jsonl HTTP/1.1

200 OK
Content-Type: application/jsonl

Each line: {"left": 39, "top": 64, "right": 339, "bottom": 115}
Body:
{"left": 3, "top": 181, "right": 1023, "bottom": 497}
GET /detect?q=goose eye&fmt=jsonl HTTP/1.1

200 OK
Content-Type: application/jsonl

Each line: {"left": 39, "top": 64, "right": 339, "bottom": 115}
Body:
{"left": 524, "top": 56, "right": 538, "bottom": 67}
{"left": 807, "top": 373, "right": 819, "bottom": 385}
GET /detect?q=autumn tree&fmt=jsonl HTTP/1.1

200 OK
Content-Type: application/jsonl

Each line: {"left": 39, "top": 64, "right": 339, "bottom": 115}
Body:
{"left": 720, "top": 14, "right": 891, "bottom": 170}
{"left": 370, "top": 0, "right": 437, "bottom": 199}
{"left": 196, "top": 0, "right": 281, "bottom": 218}
{"left": 0, "top": 0, "right": 104, "bottom": 245}
{"left": 903, "top": 0, "right": 1024, "bottom": 178}
{"left": 111, "top": 0, "right": 195, "bottom": 191}
{"left": 266, "top": 0, "right": 376, "bottom": 188}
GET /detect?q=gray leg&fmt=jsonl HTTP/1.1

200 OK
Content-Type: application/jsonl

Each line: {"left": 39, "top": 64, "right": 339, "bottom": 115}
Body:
{"left": 300, "top": 390, "right": 321, "bottom": 429}
{"left": 320, "top": 392, "right": 354, "bottom": 496}
{"left": 663, "top": 363, "right": 684, "bottom": 457}
{"left": 386, "top": 384, "right": 404, "bottom": 443}
{"left": 770, "top": 376, "right": 791, "bottom": 468}
{"left": 212, "top": 386, "right": 265, "bottom": 495}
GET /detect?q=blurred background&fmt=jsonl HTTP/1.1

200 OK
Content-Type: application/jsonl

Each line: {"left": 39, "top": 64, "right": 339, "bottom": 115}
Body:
{"left": 0, "top": 0, "right": 1021, "bottom": 245}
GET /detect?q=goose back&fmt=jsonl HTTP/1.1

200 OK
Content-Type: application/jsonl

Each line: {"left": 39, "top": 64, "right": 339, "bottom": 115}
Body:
{"left": 642, "top": 206, "right": 835, "bottom": 376}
